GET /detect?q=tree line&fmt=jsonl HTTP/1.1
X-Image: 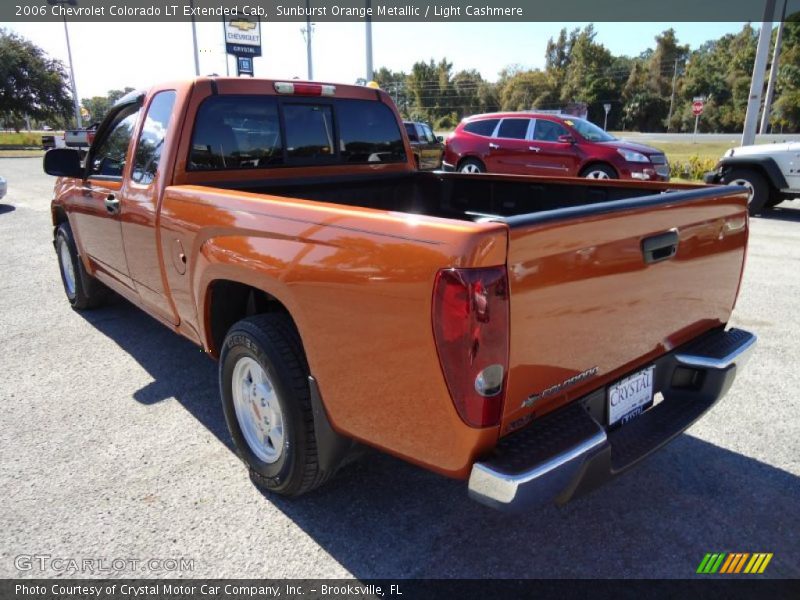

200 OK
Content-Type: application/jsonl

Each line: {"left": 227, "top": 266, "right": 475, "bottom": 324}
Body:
{"left": 2, "top": 21, "right": 799, "bottom": 134}
{"left": 375, "top": 19, "right": 800, "bottom": 133}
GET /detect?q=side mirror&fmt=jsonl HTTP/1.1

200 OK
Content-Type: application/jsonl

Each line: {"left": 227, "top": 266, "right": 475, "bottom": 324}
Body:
{"left": 557, "top": 134, "right": 576, "bottom": 144}
{"left": 436, "top": 135, "right": 444, "bottom": 143}
{"left": 43, "top": 148, "right": 84, "bottom": 178}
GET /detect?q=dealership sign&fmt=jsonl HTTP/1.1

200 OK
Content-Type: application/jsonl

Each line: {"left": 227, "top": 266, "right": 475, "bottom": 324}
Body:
{"left": 225, "top": 17, "right": 262, "bottom": 57}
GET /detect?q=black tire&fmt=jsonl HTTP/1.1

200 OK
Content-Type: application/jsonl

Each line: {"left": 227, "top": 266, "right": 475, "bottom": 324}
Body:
{"left": 458, "top": 158, "right": 485, "bottom": 174}
{"left": 766, "top": 194, "right": 784, "bottom": 209}
{"left": 55, "top": 222, "right": 109, "bottom": 310}
{"left": 219, "top": 313, "right": 331, "bottom": 497}
{"left": 720, "top": 167, "right": 769, "bottom": 216}
{"left": 579, "top": 163, "right": 617, "bottom": 180}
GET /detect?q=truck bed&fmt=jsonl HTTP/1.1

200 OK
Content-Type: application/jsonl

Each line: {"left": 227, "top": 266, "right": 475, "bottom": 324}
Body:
{"left": 199, "top": 171, "right": 700, "bottom": 223}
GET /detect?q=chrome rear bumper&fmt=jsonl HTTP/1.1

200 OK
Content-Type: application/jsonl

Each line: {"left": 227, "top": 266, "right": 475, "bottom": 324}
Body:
{"left": 468, "top": 328, "right": 756, "bottom": 511}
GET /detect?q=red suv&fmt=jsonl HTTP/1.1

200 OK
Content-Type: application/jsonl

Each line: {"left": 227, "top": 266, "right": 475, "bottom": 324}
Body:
{"left": 443, "top": 112, "right": 670, "bottom": 181}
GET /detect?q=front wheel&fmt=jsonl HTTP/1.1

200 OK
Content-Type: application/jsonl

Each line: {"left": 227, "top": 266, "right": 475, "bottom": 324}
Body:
{"left": 219, "top": 313, "right": 332, "bottom": 497}
{"left": 721, "top": 168, "right": 769, "bottom": 216}
{"left": 55, "top": 223, "right": 109, "bottom": 310}
{"left": 580, "top": 164, "right": 617, "bottom": 180}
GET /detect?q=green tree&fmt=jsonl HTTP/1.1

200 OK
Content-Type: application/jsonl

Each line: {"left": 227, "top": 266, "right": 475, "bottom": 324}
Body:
{"left": 81, "top": 87, "right": 135, "bottom": 124}
{"left": 0, "top": 29, "right": 73, "bottom": 130}
{"left": 499, "top": 70, "right": 552, "bottom": 111}
{"left": 374, "top": 67, "right": 411, "bottom": 117}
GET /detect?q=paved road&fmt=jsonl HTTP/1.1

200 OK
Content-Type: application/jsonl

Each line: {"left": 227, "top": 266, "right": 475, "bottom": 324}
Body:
{"left": 0, "top": 158, "right": 798, "bottom": 579}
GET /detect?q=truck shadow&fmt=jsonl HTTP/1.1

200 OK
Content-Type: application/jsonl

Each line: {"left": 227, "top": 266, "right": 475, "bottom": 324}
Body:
{"left": 760, "top": 203, "right": 800, "bottom": 222}
{"left": 265, "top": 436, "right": 800, "bottom": 578}
{"left": 79, "top": 296, "right": 800, "bottom": 579}
{"left": 77, "top": 295, "right": 232, "bottom": 450}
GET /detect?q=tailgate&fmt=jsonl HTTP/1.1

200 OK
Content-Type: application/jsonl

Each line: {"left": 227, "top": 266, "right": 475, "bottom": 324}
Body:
{"left": 501, "top": 186, "right": 749, "bottom": 433}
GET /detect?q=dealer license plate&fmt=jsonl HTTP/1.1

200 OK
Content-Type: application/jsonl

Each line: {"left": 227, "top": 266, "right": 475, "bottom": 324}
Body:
{"left": 608, "top": 366, "right": 655, "bottom": 426}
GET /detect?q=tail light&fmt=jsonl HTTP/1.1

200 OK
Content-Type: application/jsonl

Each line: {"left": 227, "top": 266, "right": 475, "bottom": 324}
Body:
{"left": 432, "top": 267, "right": 510, "bottom": 428}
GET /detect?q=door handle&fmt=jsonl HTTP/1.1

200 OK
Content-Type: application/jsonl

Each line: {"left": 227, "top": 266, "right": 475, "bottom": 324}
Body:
{"left": 641, "top": 229, "right": 679, "bottom": 264}
{"left": 528, "top": 146, "right": 541, "bottom": 152}
{"left": 488, "top": 143, "right": 500, "bottom": 150}
{"left": 104, "top": 193, "right": 120, "bottom": 214}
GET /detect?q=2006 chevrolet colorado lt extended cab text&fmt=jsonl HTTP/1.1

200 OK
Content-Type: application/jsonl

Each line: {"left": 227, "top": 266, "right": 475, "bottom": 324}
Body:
{"left": 44, "top": 78, "right": 756, "bottom": 511}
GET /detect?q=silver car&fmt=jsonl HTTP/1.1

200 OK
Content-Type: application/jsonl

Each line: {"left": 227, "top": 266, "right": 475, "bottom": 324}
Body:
{"left": 0, "top": 176, "right": 6, "bottom": 200}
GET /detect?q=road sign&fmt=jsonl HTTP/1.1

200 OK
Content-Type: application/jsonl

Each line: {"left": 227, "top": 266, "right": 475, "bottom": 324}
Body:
{"left": 237, "top": 56, "right": 254, "bottom": 77}
{"left": 225, "top": 17, "right": 262, "bottom": 57}
{"left": 692, "top": 100, "right": 704, "bottom": 116}
{"left": 603, "top": 103, "right": 611, "bottom": 130}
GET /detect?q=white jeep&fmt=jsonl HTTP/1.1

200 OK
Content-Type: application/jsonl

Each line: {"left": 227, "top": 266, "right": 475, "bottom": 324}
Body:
{"left": 704, "top": 142, "right": 800, "bottom": 215}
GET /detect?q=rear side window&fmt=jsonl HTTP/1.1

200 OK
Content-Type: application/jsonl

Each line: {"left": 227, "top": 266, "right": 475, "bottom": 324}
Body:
{"left": 337, "top": 100, "right": 405, "bottom": 163}
{"left": 404, "top": 123, "right": 418, "bottom": 141}
{"left": 132, "top": 91, "right": 176, "bottom": 185}
{"left": 190, "top": 96, "right": 283, "bottom": 170}
{"left": 496, "top": 118, "right": 530, "bottom": 140}
{"left": 463, "top": 119, "right": 498, "bottom": 137}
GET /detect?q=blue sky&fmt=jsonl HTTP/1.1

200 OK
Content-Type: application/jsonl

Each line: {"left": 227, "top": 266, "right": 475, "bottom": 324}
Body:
{"left": 5, "top": 21, "right": 748, "bottom": 98}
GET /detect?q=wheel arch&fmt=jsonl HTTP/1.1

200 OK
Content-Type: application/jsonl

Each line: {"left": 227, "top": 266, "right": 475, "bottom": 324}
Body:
{"left": 718, "top": 157, "right": 787, "bottom": 191}
{"left": 203, "top": 278, "right": 301, "bottom": 360}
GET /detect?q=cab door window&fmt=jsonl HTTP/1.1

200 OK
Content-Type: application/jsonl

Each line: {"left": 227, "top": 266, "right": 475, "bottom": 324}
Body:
{"left": 421, "top": 124, "right": 436, "bottom": 143}
{"left": 89, "top": 108, "right": 139, "bottom": 179}
{"left": 132, "top": 91, "right": 177, "bottom": 185}
{"left": 533, "top": 119, "right": 570, "bottom": 142}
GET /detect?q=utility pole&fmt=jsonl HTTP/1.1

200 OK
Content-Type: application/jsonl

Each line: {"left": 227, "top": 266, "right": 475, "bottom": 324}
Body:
{"left": 365, "top": 0, "right": 374, "bottom": 82}
{"left": 304, "top": 0, "right": 313, "bottom": 79}
{"left": 742, "top": 0, "right": 776, "bottom": 146}
{"left": 189, "top": 0, "right": 200, "bottom": 76}
{"left": 62, "top": 15, "right": 82, "bottom": 128}
{"left": 760, "top": 0, "right": 787, "bottom": 134}
{"left": 47, "top": 1, "right": 82, "bottom": 128}
{"left": 666, "top": 58, "right": 679, "bottom": 133}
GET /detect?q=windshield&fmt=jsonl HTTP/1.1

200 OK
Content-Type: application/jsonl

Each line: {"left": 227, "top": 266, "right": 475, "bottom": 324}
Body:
{"left": 567, "top": 118, "right": 616, "bottom": 142}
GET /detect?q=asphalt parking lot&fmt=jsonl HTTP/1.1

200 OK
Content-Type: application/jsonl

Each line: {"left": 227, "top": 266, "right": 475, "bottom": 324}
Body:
{"left": 0, "top": 156, "right": 798, "bottom": 579}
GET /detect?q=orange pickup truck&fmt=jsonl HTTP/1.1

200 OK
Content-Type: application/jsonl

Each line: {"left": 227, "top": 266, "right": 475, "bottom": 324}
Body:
{"left": 44, "top": 78, "right": 756, "bottom": 511}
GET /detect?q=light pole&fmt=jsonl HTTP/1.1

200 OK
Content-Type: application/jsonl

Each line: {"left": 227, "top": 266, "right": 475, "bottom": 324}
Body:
{"left": 47, "top": 0, "right": 82, "bottom": 128}
{"left": 365, "top": 0, "right": 373, "bottom": 82}
{"left": 189, "top": 0, "right": 200, "bottom": 76}
{"left": 301, "top": 0, "right": 314, "bottom": 79}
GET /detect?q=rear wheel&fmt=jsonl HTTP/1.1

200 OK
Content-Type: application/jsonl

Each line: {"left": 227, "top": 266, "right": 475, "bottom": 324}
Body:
{"left": 219, "top": 313, "right": 332, "bottom": 497}
{"left": 580, "top": 164, "right": 617, "bottom": 180}
{"left": 720, "top": 168, "right": 769, "bottom": 216}
{"left": 459, "top": 158, "right": 485, "bottom": 174}
{"left": 55, "top": 223, "right": 109, "bottom": 310}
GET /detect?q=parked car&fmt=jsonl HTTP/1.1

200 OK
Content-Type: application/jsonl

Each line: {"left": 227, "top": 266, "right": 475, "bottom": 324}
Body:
{"left": 0, "top": 175, "right": 6, "bottom": 200}
{"left": 443, "top": 112, "right": 670, "bottom": 182}
{"left": 43, "top": 78, "right": 754, "bottom": 511}
{"left": 704, "top": 141, "right": 800, "bottom": 215}
{"left": 64, "top": 124, "right": 98, "bottom": 148}
{"left": 403, "top": 120, "right": 444, "bottom": 170}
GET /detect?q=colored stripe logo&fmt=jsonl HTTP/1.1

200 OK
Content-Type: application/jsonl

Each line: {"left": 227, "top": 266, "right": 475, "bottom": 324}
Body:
{"left": 697, "top": 552, "right": 773, "bottom": 574}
